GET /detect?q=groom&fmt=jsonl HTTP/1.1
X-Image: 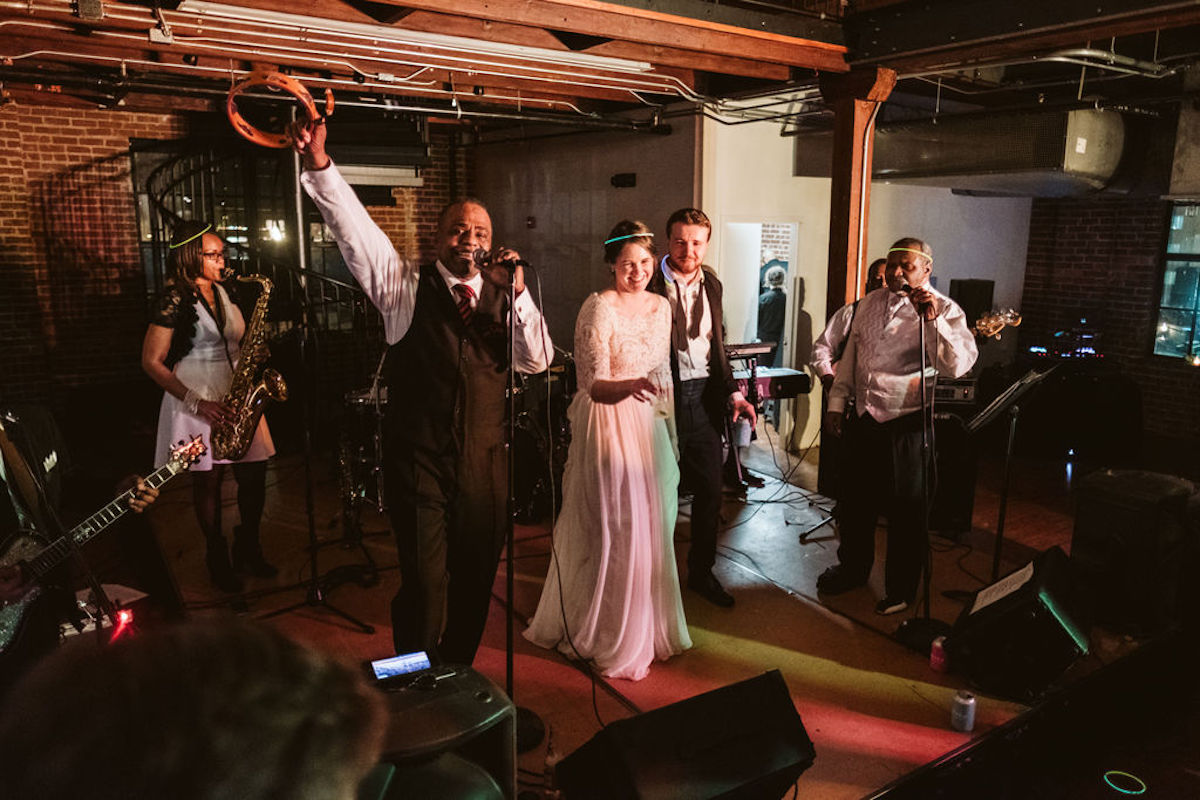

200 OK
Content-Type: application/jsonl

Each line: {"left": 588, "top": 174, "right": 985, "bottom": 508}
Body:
{"left": 649, "top": 208, "right": 756, "bottom": 608}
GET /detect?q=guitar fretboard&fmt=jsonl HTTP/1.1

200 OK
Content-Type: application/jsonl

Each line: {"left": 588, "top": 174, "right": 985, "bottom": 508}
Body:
{"left": 26, "top": 461, "right": 181, "bottom": 581}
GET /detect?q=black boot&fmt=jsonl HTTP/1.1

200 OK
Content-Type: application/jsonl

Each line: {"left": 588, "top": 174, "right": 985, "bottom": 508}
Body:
{"left": 231, "top": 524, "right": 278, "bottom": 579}
{"left": 206, "top": 538, "right": 244, "bottom": 593}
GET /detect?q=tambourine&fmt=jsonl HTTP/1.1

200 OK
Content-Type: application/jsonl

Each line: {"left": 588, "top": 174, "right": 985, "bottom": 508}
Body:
{"left": 226, "top": 71, "right": 334, "bottom": 149}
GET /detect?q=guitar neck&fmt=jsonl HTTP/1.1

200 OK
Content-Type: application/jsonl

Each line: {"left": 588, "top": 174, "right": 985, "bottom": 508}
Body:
{"left": 24, "top": 462, "right": 181, "bottom": 582}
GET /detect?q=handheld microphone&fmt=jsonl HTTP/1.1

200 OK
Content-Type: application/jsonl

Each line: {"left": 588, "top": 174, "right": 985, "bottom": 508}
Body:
{"left": 473, "top": 249, "right": 530, "bottom": 271}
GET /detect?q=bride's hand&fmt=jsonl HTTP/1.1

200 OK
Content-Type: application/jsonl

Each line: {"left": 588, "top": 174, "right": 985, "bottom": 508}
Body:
{"left": 625, "top": 377, "right": 657, "bottom": 403}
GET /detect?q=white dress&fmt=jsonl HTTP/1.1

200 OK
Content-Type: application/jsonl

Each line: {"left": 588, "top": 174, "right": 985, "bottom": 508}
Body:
{"left": 154, "top": 284, "right": 275, "bottom": 471}
{"left": 524, "top": 292, "right": 691, "bottom": 681}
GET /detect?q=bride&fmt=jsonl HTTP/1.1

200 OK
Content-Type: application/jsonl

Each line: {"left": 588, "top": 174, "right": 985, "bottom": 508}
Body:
{"left": 524, "top": 220, "right": 691, "bottom": 680}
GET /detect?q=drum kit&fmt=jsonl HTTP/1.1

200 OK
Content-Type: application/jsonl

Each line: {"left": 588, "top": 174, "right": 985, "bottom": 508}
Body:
{"left": 337, "top": 352, "right": 575, "bottom": 535}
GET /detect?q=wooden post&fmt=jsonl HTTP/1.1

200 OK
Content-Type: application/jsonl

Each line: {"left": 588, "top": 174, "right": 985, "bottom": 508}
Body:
{"left": 819, "top": 67, "right": 896, "bottom": 319}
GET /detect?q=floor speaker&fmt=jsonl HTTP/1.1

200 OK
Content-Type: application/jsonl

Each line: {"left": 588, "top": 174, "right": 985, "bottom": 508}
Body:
{"left": 556, "top": 670, "right": 815, "bottom": 800}
{"left": 1071, "top": 469, "right": 1194, "bottom": 635}
{"left": 376, "top": 666, "right": 515, "bottom": 799}
{"left": 930, "top": 415, "right": 977, "bottom": 536}
{"left": 947, "top": 547, "right": 1090, "bottom": 701}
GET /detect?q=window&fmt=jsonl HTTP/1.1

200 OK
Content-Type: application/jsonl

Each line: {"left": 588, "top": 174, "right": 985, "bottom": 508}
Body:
{"left": 1154, "top": 203, "right": 1200, "bottom": 359}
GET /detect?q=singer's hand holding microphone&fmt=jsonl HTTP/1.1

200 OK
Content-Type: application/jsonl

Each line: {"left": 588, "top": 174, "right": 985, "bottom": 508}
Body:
{"left": 897, "top": 282, "right": 941, "bottom": 321}
{"left": 473, "top": 248, "right": 529, "bottom": 295}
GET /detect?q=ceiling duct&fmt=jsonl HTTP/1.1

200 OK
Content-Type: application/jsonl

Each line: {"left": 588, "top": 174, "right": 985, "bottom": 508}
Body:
{"left": 1168, "top": 67, "right": 1200, "bottom": 200}
{"left": 794, "top": 108, "right": 1127, "bottom": 197}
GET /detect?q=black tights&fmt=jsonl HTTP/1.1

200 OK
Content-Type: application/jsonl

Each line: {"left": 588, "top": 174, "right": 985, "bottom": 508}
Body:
{"left": 191, "top": 461, "right": 267, "bottom": 543}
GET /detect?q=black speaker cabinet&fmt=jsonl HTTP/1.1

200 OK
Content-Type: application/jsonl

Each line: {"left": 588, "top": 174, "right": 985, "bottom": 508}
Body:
{"left": 556, "top": 670, "right": 815, "bottom": 800}
{"left": 948, "top": 279, "right": 994, "bottom": 332}
{"left": 930, "top": 415, "right": 977, "bottom": 536}
{"left": 947, "top": 547, "right": 1090, "bottom": 701}
{"left": 377, "top": 666, "right": 515, "bottom": 799}
{"left": 1071, "top": 469, "right": 1194, "bottom": 636}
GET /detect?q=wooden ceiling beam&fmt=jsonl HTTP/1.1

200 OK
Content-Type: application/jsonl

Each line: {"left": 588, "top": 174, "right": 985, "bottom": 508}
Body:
{"left": 331, "top": 0, "right": 847, "bottom": 70}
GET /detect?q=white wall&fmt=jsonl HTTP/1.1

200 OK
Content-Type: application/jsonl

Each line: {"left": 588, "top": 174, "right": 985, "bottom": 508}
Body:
{"left": 701, "top": 116, "right": 1034, "bottom": 449}
{"left": 474, "top": 119, "right": 698, "bottom": 347}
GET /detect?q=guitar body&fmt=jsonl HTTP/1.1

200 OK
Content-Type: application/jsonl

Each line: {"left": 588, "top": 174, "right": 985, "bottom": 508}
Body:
{"left": 0, "top": 531, "right": 62, "bottom": 694}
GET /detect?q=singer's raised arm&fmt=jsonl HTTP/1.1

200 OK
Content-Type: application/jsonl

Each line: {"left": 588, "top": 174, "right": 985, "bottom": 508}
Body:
{"left": 300, "top": 161, "right": 419, "bottom": 345}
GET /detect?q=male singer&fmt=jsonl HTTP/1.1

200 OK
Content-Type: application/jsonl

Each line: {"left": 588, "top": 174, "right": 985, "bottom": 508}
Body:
{"left": 292, "top": 121, "right": 551, "bottom": 664}
{"left": 648, "top": 208, "right": 755, "bottom": 608}
{"left": 817, "top": 238, "right": 977, "bottom": 615}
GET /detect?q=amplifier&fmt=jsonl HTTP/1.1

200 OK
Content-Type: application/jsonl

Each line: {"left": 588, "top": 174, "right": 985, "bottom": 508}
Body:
{"left": 934, "top": 377, "right": 976, "bottom": 405}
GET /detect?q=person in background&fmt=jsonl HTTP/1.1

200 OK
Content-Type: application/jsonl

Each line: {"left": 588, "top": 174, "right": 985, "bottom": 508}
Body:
{"left": 817, "top": 240, "right": 977, "bottom": 615}
{"left": 141, "top": 221, "right": 277, "bottom": 595}
{"left": 648, "top": 208, "right": 756, "bottom": 609}
{"left": 0, "top": 619, "right": 387, "bottom": 800}
{"left": 756, "top": 265, "right": 788, "bottom": 368}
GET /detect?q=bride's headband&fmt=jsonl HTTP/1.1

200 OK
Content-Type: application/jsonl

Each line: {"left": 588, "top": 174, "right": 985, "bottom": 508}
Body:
{"left": 604, "top": 232, "right": 654, "bottom": 245}
{"left": 888, "top": 246, "right": 932, "bottom": 265}
{"left": 169, "top": 223, "right": 213, "bottom": 249}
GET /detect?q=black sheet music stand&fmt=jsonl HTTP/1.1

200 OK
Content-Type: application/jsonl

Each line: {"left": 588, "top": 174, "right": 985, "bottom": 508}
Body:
{"left": 965, "top": 365, "right": 1059, "bottom": 581}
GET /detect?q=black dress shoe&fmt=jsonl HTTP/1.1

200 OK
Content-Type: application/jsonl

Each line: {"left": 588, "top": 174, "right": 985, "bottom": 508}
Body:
{"left": 688, "top": 573, "right": 735, "bottom": 608}
{"left": 816, "top": 565, "right": 867, "bottom": 595}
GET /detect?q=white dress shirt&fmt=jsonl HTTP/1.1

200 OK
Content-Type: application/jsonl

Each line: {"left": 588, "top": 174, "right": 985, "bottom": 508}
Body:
{"left": 659, "top": 257, "right": 714, "bottom": 382}
{"left": 811, "top": 301, "right": 857, "bottom": 380}
{"left": 300, "top": 161, "right": 551, "bottom": 373}
{"left": 828, "top": 283, "right": 978, "bottom": 422}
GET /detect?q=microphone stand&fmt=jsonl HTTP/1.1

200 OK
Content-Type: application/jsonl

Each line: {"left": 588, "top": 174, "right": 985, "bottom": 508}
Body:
{"left": 496, "top": 259, "right": 547, "bottom": 755}
{"left": 259, "top": 150, "right": 373, "bottom": 634}
{"left": 895, "top": 295, "right": 951, "bottom": 654}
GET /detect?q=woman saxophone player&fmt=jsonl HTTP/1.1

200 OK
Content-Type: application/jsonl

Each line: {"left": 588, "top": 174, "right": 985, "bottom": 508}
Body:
{"left": 141, "top": 221, "right": 277, "bottom": 593}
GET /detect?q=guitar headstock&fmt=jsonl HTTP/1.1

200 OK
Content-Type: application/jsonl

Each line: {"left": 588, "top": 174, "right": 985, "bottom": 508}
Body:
{"left": 973, "top": 308, "right": 1023, "bottom": 340}
{"left": 170, "top": 435, "right": 207, "bottom": 471}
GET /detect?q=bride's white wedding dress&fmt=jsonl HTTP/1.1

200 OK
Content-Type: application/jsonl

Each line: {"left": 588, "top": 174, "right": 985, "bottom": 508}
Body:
{"left": 524, "top": 291, "right": 691, "bottom": 680}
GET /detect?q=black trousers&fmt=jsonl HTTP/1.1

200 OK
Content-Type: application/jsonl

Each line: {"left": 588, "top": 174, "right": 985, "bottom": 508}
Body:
{"left": 835, "top": 411, "right": 931, "bottom": 602}
{"left": 676, "top": 378, "right": 724, "bottom": 579}
{"left": 386, "top": 437, "right": 507, "bottom": 665}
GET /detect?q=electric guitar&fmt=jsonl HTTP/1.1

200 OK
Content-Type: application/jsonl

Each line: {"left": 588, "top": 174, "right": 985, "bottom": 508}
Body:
{"left": 973, "top": 308, "right": 1022, "bottom": 339}
{"left": 0, "top": 436, "right": 205, "bottom": 657}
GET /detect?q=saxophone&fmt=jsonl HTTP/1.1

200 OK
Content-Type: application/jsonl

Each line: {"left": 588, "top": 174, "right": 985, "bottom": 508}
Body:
{"left": 211, "top": 273, "right": 288, "bottom": 461}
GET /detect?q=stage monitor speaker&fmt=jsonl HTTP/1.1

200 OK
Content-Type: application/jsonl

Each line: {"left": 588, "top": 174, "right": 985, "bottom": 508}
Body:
{"left": 556, "top": 670, "right": 814, "bottom": 800}
{"left": 948, "top": 279, "right": 994, "bottom": 331}
{"left": 1071, "top": 469, "right": 1194, "bottom": 635}
{"left": 376, "top": 666, "right": 514, "bottom": 799}
{"left": 947, "top": 547, "right": 1090, "bottom": 701}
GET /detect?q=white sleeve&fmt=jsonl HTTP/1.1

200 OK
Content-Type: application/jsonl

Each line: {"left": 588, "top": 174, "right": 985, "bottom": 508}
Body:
{"left": 827, "top": 320, "right": 858, "bottom": 415}
{"left": 811, "top": 303, "right": 854, "bottom": 379}
{"left": 511, "top": 289, "right": 553, "bottom": 374}
{"left": 300, "top": 161, "right": 418, "bottom": 345}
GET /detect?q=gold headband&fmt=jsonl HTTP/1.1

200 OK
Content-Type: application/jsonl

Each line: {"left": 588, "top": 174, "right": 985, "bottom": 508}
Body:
{"left": 169, "top": 223, "right": 212, "bottom": 249}
{"left": 888, "top": 246, "right": 932, "bottom": 265}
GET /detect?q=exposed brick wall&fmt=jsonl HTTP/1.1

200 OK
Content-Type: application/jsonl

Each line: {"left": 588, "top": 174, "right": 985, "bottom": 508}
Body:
{"left": 1, "top": 104, "right": 466, "bottom": 390}
{"left": 0, "top": 104, "right": 186, "bottom": 404}
{"left": 1018, "top": 197, "right": 1200, "bottom": 441}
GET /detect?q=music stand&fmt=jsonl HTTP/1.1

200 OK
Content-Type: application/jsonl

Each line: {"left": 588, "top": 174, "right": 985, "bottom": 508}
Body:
{"left": 965, "top": 365, "right": 1059, "bottom": 580}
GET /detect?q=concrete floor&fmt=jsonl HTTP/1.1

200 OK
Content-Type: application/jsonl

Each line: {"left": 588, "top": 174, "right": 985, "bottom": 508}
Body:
{"left": 125, "top": 420, "right": 1129, "bottom": 799}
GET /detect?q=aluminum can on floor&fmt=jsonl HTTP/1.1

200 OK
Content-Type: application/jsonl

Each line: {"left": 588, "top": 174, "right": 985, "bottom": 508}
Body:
{"left": 951, "top": 690, "right": 976, "bottom": 732}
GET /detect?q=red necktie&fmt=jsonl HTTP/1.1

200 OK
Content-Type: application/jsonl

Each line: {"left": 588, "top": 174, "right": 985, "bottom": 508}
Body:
{"left": 453, "top": 283, "right": 475, "bottom": 324}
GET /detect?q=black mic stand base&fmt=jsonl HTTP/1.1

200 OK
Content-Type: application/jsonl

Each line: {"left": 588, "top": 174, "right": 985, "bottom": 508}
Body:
{"left": 259, "top": 583, "right": 375, "bottom": 634}
{"left": 516, "top": 706, "right": 546, "bottom": 754}
{"left": 894, "top": 615, "right": 952, "bottom": 655}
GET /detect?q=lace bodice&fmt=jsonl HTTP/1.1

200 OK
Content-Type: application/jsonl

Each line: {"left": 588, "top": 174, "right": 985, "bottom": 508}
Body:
{"left": 574, "top": 292, "right": 672, "bottom": 397}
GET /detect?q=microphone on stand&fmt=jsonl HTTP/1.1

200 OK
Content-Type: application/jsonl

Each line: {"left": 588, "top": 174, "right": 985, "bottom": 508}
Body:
{"left": 897, "top": 281, "right": 933, "bottom": 317}
{"left": 473, "top": 248, "right": 530, "bottom": 271}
